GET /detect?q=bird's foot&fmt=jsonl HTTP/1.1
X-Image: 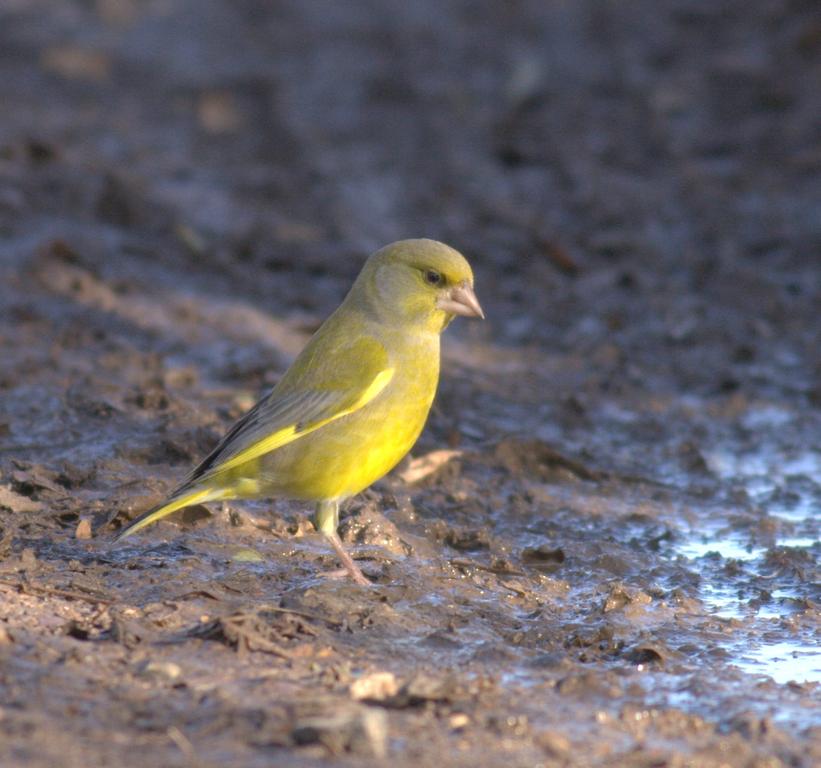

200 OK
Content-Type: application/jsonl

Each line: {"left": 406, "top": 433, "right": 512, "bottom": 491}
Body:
{"left": 325, "top": 532, "right": 371, "bottom": 586}
{"left": 325, "top": 567, "right": 370, "bottom": 585}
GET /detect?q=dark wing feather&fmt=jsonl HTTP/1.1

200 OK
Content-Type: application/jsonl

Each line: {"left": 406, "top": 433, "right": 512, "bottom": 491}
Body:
{"left": 179, "top": 332, "right": 393, "bottom": 488}
{"left": 186, "top": 388, "right": 341, "bottom": 484}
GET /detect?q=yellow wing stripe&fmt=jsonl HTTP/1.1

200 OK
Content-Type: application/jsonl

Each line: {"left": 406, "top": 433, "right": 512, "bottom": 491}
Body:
{"left": 214, "top": 367, "right": 395, "bottom": 474}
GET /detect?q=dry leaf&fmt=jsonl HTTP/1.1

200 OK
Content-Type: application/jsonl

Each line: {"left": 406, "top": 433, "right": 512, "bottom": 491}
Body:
{"left": 0, "top": 485, "right": 43, "bottom": 513}
{"left": 399, "top": 450, "right": 462, "bottom": 484}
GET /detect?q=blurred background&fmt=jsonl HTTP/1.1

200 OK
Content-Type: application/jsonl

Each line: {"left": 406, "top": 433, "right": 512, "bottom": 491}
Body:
{"left": 0, "top": 2, "right": 819, "bottom": 766}
{"left": 2, "top": 0, "right": 819, "bottom": 407}
{"left": 2, "top": 0, "right": 818, "bottom": 328}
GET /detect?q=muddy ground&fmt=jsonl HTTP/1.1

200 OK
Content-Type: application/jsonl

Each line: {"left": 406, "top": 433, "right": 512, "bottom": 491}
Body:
{"left": 0, "top": 1, "right": 819, "bottom": 766}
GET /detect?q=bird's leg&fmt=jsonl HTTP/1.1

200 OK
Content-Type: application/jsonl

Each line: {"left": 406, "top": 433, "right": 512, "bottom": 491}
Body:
{"left": 314, "top": 500, "right": 370, "bottom": 586}
{"left": 326, "top": 531, "right": 370, "bottom": 586}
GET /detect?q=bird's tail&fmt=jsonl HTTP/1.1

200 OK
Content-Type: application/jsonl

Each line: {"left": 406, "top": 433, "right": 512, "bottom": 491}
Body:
{"left": 112, "top": 486, "right": 220, "bottom": 542}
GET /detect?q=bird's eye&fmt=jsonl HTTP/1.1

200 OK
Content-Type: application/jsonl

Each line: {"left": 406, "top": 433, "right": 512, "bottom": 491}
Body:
{"left": 423, "top": 269, "right": 443, "bottom": 286}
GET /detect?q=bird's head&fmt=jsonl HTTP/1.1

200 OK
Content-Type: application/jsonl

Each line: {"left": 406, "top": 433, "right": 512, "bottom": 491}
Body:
{"left": 356, "top": 239, "right": 484, "bottom": 333}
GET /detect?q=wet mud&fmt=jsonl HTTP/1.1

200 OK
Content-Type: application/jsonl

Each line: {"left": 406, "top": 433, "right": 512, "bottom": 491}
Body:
{"left": 1, "top": 1, "right": 819, "bottom": 766}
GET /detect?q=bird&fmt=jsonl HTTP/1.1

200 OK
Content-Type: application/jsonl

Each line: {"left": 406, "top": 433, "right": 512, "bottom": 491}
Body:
{"left": 113, "top": 238, "right": 484, "bottom": 585}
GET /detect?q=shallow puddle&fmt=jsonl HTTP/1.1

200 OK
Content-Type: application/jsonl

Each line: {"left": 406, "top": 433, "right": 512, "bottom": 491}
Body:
{"left": 669, "top": 434, "right": 819, "bottom": 687}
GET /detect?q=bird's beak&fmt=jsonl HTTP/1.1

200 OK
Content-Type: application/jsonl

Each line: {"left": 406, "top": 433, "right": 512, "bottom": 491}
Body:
{"left": 436, "top": 281, "right": 485, "bottom": 319}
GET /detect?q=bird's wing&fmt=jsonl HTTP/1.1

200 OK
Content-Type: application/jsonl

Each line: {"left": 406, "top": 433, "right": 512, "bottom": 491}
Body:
{"left": 186, "top": 334, "right": 394, "bottom": 484}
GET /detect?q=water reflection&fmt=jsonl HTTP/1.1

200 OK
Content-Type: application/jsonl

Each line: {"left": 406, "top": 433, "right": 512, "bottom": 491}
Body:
{"left": 735, "top": 642, "right": 821, "bottom": 686}
{"left": 673, "top": 434, "right": 819, "bottom": 685}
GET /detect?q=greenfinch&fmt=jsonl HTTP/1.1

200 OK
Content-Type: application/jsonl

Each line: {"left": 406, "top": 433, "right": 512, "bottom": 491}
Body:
{"left": 114, "top": 239, "right": 484, "bottom": 584}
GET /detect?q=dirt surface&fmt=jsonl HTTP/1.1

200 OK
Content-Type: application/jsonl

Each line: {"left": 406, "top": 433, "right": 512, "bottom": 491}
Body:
{"left": 1, "top": 1, "right": 819, "bottom": 766}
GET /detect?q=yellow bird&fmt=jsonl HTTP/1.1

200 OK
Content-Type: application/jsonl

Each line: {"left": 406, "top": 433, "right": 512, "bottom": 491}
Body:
{"left": 114, "top": 239, "right": 484, "bottom": 584}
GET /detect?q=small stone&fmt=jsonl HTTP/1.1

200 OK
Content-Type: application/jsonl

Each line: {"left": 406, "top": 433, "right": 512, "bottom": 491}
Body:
{"left": 536, "top": 729, "right": 571, "bottom": 757}
{"left": 448, "top": 713, "right": 470, "bottom": 730}
{"left": 75, "top": 518, "right": 92, "bottom": 539}
{"left": 139, "top": 660, "right": 182, "bottom": 681}
{"left": 0, "top": 485, "right": 42, "bottom": 513}
{"left": 350, "top": 672, "right": 399, "bottom": 702}
{"left": 292, "top": 705, "right": 387, "bottom": 758}
{"left": 603, "top": 583, "right": 652, "bottom": 613}
{"left": 399, "top": 673, "right": 457, "bottom": 705}
{"left": 232, "top": 548, "right": 264, "bottom": 563}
